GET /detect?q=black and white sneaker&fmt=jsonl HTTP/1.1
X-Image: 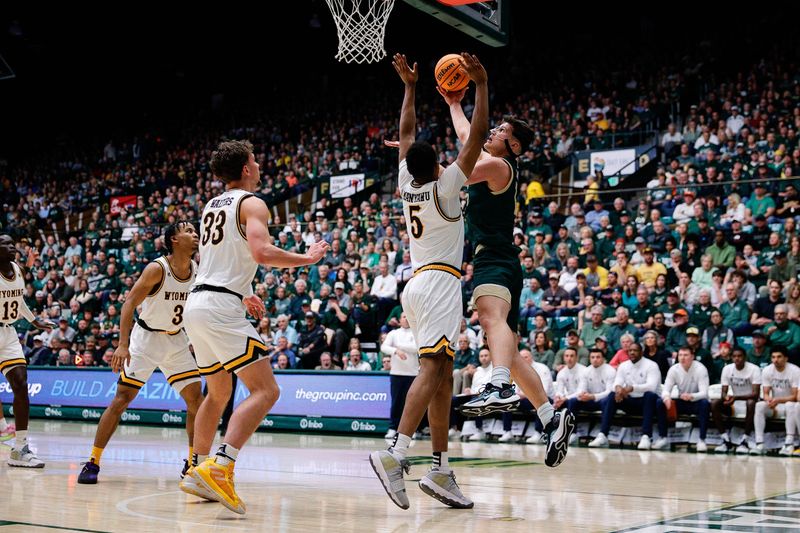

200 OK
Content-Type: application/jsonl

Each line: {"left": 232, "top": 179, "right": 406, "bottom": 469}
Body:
{"left": 458, "top": 383, "right": 520, "bottom": 417}
{"left": 542, "top": 410, "right": 575, "bottom": 467}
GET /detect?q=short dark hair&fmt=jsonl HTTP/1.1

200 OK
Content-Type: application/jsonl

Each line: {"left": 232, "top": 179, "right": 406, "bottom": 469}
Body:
{"left": 772, "top": 346, "right": 789, "bottom": 358}
{"left": 211, "top": 140, "right": 253, "bottom": 183}
{"left": 504, "top": 115, "right": 534, "bottom": 155}
{"left": 162, "top": 221, "right": 189, "bottom": 253}
{"left": 405, "top": 141, "right": 438, "bottom": 184}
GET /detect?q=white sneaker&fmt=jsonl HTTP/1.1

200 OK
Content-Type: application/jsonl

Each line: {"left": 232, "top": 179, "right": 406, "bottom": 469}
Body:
{"left": 568, "top": 433, "right": 578, "bottom": 445}
{"left": 750, "top": 443, "right": 766, "bottom": 455}
{"left": 384, "top": 429, "right": 397, "bottom": 440}
{"left": 715, "top": 441, "right": 735, "bottom": 454}
{"left": 779, "top": 444, "right": 794, "bottom": 456}
{"left": 448, "top": 428, "right": 461, "bottom": 440}
{"left": 736, "top": 441, "right": 751, "bottom": 454}
{"left": 468, "top": 430, "right": 485, "bottom": 442}
{"left": 525, "top": 431, "right": 546, "bottom": 445}
{"left": 498, "top": 431, "right": 514, "bottom": 443}
{"left": 419, "top": 469, "right": 473, "bottom": 509}
{"left": 7, "top": 445, "right": 45, "bottom": 468}
{"left": 588, "top": 433, "right": 609, "bottom": 448}
{"left": 696, "top": 441, "right": 707, "bottom": 453}
{"left": 637, "top": 434, "right": 651, "bottom": 450}
{"left": 651, "top": 437, "right": 669, "bottom": 450}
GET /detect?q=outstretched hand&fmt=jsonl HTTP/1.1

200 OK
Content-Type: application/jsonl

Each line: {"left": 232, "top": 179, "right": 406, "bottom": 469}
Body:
{"left": 459, "top": 52, "right": 486, "bottom": 85}
{"left": 383, "top": 139, "right": 399, "bottom": 149}
{"left": 243, "top": 295, "right": 266, "bottom": 320}
{"left": 306, "top": 240, "right": 330, "bottom": 264}
{"left": 437, "top": 86, "right": 466, "bottom": 105}
{"left": 392, "top": 53, "right": 418, "bottom": 86}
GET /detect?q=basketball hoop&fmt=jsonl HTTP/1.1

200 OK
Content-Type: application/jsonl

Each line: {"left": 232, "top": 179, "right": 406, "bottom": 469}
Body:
{"left": 325, "top": 0, "right": 396, "bottom": 64}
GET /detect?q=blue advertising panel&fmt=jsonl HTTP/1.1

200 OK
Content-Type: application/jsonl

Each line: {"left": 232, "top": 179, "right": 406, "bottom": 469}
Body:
{"left": 0, "top": 369, "right": 390, "bottom": 419}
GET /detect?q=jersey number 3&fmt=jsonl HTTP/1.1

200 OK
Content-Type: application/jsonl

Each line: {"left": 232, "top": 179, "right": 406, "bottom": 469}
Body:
{"left": 201, "top": 211, "right": 226, "bottom": 245}
{"left": 409, "top": 205, "right": 424, "bottom": 239}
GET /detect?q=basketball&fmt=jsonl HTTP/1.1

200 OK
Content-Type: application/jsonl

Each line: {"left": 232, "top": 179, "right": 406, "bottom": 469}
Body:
{"left": 435, "top": 53, "right": 470, "bottom": 92}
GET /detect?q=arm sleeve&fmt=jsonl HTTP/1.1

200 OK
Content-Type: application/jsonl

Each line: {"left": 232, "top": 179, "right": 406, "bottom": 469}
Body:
{"left": 662, "top": 367, "right": 675, "bottom": 400}
{"left": 692, "top": 365, "right": 710, "bottom": 401}
{"left": 380, "top": 330, "right": 397, "bottom": 356}
{"left": 633, "top": 364, "right": 661, "bottom": 394}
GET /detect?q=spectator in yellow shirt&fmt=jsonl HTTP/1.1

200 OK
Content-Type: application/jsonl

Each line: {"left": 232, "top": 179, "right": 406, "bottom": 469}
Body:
{"left": 636, "top": 247, "right": 667, "bottom": 288}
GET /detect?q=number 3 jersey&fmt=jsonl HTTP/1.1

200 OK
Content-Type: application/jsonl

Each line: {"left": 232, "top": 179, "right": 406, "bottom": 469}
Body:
{"left": 399, "top": 159, "right": 466, "bottom": 271}
{"left": 194, "top": 188, "right": 260, "bottom": 298}
{"left": 138, "top": 256, "right": 196, "bottom": 331}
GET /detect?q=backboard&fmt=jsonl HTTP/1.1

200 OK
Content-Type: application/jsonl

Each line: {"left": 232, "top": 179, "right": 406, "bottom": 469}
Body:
{"left": 403, "top": 0, "right": 509, "bottom": 47}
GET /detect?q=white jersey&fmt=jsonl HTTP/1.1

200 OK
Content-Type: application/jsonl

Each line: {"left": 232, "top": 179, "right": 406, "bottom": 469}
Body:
{"left": 762, "top": 363, "right": 800, "bottom": 399}
{"left": 399, "top": 159, "right": 466, "bottom": 273}
{"left": 195, "top": 188, "right": 260, "bottom": 298}
{"left": 721, "top": 362, "right": 762, "bottom": 397}
{"left": 579, "top": 363, "right": 617, "bottom": 401}
{"left": 0, "top": 262, "right": 35, "bottom": 326}
{"left": 663, "top": 360, "right": 709, "bottom": 400}
{"left": 556, "top": 363, "right": 586, "bottom": 399}
{"left": 532, "top": 361, "right": 555, "bottom": 398}
{"left": 138, "top": 256, "right": 196, "bottom": 331}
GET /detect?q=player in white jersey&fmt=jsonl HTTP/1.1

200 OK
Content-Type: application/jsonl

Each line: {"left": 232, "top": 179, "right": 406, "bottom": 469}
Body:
{"left": 660, "top": 346, "right": 711, "bottom": 452}
{"left": 752, "top": 347, "right": 800, "bottom": 455}
{"left": 0, "top": 234, "right": 55, "bottom": 467}
{"left": 180, "top": 140, "right": 328, "bottom": 514}
{"left": 712, "top": 347, "right": 761, "bottom": 454}
{"left": 77, "top": 222, "right": 204, "bottom": 484}
{"left": 369, "top": 53, "right": 488, "bottom": 511}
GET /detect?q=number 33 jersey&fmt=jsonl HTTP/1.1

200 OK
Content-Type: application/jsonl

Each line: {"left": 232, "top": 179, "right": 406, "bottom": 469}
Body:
{"left": 399, "top": 159, "right": 466, "bottom": 271}
{"left": 194, "top": 188, "right": 261, "bottom": 298}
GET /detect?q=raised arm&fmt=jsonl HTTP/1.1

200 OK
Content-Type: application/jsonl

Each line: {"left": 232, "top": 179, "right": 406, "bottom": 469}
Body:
{"left": 391, "top": 54, "right": 418, "bottom": 162}
{"left": 242, "top": 196, "right": 328, "bottom": 267}
{"left": 452, "top": 53, "right": 488, "bottom": 178}
{"left": 439, "top": 86, "right": 470, "bottom": 145}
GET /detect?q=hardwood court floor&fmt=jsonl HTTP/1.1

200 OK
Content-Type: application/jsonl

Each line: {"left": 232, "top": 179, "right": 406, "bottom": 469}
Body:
{"left": 1, "top": 421, "right": 799, "bottom": 532}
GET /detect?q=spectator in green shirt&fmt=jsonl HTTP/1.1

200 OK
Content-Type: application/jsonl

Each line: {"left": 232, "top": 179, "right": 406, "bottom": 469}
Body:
{"left": 720, "top": 283, "right": 751, "bottom": 335}
{"left": 705, "top": 230, "right": 735, "bottom": 271}
{"left": 764, "top": 304, "right": 800, "bottom": 357}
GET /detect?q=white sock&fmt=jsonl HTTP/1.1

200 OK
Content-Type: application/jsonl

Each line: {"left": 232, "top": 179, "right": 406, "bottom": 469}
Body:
{"left": 192, "top": 453, "right": 209, "bottom": 466}
{"left": 786, "top": 435, "right": 795, "bottom": 445}
{"left": 432, "top": 451, "right": 451, "bottom": 473}
{"left": 0, "top": 417, "right": 8, "bottom": 431}
{"left": 537, "top": 403, "right": 555, "bottom": 428}
{"left": 390, "top": 433, "right": 412, "bottom": 460}
{"left": 721, "top": 432, "right": 730, "bottom": 443}
{"left": 15, "top": 430, "right": 27, "bottom": 450}
{"left": 490, "top": 366, "right": 511, "bottom": 388}
{"left": 215, "top": 443, "right": 239, "bottom": 466}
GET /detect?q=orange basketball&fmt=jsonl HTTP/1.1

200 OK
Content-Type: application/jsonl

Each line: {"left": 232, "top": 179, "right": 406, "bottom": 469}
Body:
{"left": 435, "top": 54, "right": 470, "bottom": 92}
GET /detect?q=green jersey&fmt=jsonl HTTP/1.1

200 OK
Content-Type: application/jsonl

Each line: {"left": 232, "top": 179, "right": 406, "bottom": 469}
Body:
{"left": 466, "top": 156, "right": 518, "bottom": 250}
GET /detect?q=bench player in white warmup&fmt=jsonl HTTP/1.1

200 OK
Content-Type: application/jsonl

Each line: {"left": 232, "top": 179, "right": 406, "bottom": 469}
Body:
{"left": 180, "top": 140, "right": 328, "bottom": 514}
{"left": 78, "top": 222, "right": 204, "bottom": 484}
{"left": 0, "top": 234, "right": 55, "bottom": 467}
{"left": 369, "top": 52, "right": 487, "bottom": 510}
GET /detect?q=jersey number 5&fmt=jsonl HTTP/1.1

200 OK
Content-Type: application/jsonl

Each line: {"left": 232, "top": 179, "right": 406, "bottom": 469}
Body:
{"left": 201, "top": 211, "right": 226, "bottom": 245}
{"left": 409, "top": 205, "right": 424, "bottom": 239}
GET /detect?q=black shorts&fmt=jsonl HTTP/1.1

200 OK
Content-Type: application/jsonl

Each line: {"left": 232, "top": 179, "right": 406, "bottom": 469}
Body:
{"left": 472, "top": 245, "right": 522, "bottom": 331}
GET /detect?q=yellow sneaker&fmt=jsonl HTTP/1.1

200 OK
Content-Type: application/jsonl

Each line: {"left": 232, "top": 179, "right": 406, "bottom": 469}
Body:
{"left": 193, "top": 458, "right": 246, "bottom": 514}
{"left": 179, "top": 466, "right": 219, "bottom": 502}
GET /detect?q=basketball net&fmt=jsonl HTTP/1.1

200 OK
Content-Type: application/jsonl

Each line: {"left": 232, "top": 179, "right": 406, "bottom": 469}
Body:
{"left": 325, "top": 0, "right": 396, "bottom": 64}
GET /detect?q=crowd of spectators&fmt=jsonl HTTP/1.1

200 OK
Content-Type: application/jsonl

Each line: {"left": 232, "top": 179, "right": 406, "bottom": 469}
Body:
{"left": 2, "top": 47, "right": 800, "bottom": 449}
